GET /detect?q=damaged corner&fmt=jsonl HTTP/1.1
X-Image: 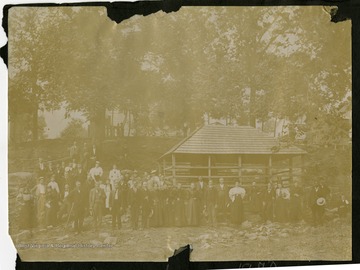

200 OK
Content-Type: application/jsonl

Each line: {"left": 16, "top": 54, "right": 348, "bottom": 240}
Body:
{"left": 105, "top": 0, "right": 182, "bottom": 24}
{"left": 1, "top": 5, "right": 11, "bottom": 67}
{"left": 167, "top": 244, "right": 192, "bottom": 270}
{"left": 325, "top": 3, "right": 352, "bottom": 23}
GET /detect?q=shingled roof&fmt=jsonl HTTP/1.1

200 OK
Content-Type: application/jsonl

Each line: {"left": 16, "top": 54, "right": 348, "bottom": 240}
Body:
{"left": 161, "top": 125, "right": 306, "bottom": 157}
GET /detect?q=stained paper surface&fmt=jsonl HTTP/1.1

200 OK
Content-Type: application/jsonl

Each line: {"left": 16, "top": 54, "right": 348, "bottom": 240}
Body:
{"left": 6, "top": 5, "right": 351, "bottom": 261}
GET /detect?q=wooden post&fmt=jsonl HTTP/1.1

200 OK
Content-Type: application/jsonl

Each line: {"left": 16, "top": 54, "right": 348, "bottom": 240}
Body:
{"left": 289, "top": 156, "right": 293, "bottom": 182}
{"left": 238, "top": 155, "right": 242, "bottom": 180}
{"left": 163, "top": 159, "right": 166, "bottom": 176}
{"left": 172, "top": 154, "right": 176, "bottom": 178}
{"left": 208, "top": 155, "right": 211, "bottom": 180}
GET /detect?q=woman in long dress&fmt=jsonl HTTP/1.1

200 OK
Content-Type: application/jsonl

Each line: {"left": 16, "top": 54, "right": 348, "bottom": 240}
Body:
{"left": 229, "top": 181, "right": 246, "bottom": 225}
{"left": 275, "top": 183, "right": 290, "bottom": 222}
{"left": 18, "top": 187, "right": 36, "bottom": 230}
{"left": 186, "top": 182, "right": 200, "bottom": 226}
{"left": 173, "top": 183, "right": 186, "bottom": 227}
{"left": 100, "top": 179, "right": 112, "bottom": 215}
{"left": 149, "top": 183, "right": 163, "bottom": 227}
{"left": 45, "top": 187, "right": 59, "bottom": 227}
{"left": 290, "top": 181, "right": 303, "bottom": 222}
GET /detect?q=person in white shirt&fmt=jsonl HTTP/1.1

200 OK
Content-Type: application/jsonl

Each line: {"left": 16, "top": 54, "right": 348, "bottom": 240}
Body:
{"left": 109, "top": 164, "right": 121, "bottom": 190}
{"left": 65, "top": 162, "right": 73, "bottom": 174}
{"left": 148, "top": 170, "right": 160, "bottom": 190}
{"left": 89, "top": 161, "right": 103, "bottom": 183}
{"left": 229, "top": 181, "right": 246, "bottom": 201}
{"left": 47, "top": 174, "right": 60, "bottom": 194}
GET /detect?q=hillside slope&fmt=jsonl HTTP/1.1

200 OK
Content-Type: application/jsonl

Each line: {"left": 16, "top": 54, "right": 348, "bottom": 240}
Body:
{"left": 8, "top": 137, "right": 183, "bottom": 173}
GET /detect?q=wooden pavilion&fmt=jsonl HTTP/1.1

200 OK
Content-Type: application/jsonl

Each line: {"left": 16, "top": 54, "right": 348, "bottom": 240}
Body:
{"left": 158, "top": 124, "right": 306, "bottom": 185}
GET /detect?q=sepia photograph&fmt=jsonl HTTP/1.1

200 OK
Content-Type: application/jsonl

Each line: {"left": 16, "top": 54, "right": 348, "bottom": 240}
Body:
{"left": 6, "top": 4, "right": 351, "bottom": 262}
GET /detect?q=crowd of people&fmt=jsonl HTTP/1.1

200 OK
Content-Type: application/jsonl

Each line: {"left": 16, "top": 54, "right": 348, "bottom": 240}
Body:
{"left": 14, "top": 142, "right": 349, "bottom": 235}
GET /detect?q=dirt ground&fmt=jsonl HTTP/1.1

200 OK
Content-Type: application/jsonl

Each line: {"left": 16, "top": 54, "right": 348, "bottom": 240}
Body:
{"left": 11, "top": 211, "right": 351, "bottom": 262}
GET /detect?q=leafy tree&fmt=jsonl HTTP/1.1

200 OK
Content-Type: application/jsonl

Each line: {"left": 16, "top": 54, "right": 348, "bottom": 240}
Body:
{"left": 60, "top": 118, "right": 88, "bottom": 139}
{"left": 8, "top": 7, "right": 69, "bottom": 142}
{"left": 9, "top": 6, "right": 350, "bottom": 149}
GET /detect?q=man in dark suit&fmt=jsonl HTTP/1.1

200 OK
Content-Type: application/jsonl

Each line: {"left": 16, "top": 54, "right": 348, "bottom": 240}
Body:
{"left": 204, "top": 179, "right": 217, "bottom": 226}
{"left": 37, "top": 158, "right": 47, "bottom": 178}
{"left": 196, "top": 177, "right": 207, "bottom": 225}
{"left": 128, "top": 181, "right": 141, "bottom": 230}
{"left": 196, "top": 177, "right": 206, "bottom": 205}
{"left": 109, "top": 182, "right": 123, "bottom": 230}
{"left": 74, "top": 164, "right": 87, "bottom": 185}
{"left": 215, "top": 178, "right": 228, "bottom": 223}
{"left": 47, "top": 161, "right": 54, "bottom": 179}
{"left": 140, "top": 181, "right": 151, "bottom": 229}
{"left": 55, "top": 163, "right": 65, "bottom": 194}
{"left": 68, "top": 181, "right": 86, "bottom": 234}
{"left": 262, "top": 182, "right": 275, "bottom": 222}
{"left": 89, "top": 181, "right": 106, "bottom": 231}
{"left": 90, "top": 143, "right": 101, "bottom": 165}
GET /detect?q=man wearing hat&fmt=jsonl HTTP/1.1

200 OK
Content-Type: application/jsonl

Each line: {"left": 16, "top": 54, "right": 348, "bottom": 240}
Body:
{"left": 68, "top": 181, "right": 87, "bottom": 234}
{"left": 128, "top": 180, "right": 141, "bottom": 230}
{"left": 309, "top": 180, "right": 328, "bottom": 226}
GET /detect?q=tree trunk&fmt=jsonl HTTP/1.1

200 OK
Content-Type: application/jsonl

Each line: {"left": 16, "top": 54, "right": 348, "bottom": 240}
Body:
{"left": 273, "top": 117, "right": 277, "bottom": 137}
{"left": 249, "top": 88, "right": 256, "bottom": 127}
{"left": 91, "top": 107, "right": 106, "bottom": 143}
{"left": 32, "top": 105, "right": 38, "bottom": 142}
